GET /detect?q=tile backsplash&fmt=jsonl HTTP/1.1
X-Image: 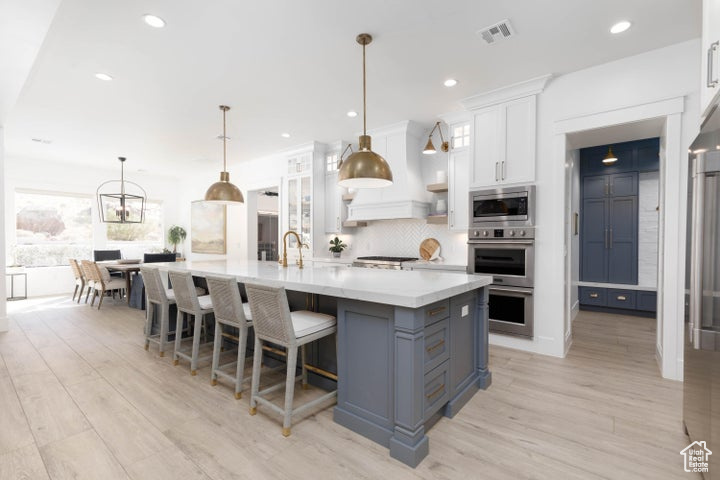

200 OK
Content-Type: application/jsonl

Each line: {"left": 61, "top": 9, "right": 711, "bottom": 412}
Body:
{"left": 335, "top": 219, "right": 468, "bottom": 265}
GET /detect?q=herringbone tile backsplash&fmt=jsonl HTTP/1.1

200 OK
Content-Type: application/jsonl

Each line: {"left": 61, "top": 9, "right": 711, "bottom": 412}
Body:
{"left": 341, "top": 219, "right": 468, "bottom": 264}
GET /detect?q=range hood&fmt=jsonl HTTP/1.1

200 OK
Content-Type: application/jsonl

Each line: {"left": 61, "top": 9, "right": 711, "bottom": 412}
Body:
{"left": 346, "top": 121, "right": 431, "bottom": 221}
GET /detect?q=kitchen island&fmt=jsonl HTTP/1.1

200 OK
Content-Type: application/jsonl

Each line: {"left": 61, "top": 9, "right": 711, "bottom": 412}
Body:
{"left": 151, "top": 260, "right": 492, "bottom": 467}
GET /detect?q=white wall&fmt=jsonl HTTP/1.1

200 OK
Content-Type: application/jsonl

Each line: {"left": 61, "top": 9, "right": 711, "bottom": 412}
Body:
{"left": 4, "top": 156, "right": 184, "bottom": 296}
{"left": 638, "top": 171, "right": 660, "bottom": 287}
{"left": 0, "top": 128, "right": 7, "bottom": 331}
{"left": 491, "top": 39, "right": 700, "bottom": 359}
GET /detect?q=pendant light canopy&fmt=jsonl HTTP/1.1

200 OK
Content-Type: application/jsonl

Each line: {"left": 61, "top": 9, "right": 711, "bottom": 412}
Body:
{"left": 96, "top": 157, "right": 146, "bottom": 223}
{"left": 205, "top": 105, "right": 244, "bottom": 203}
{"left": 602, "top": 146, "right": 618, "bottom": 164}
{"left": 338, "top": 33, "right": 393, "bottom": 189}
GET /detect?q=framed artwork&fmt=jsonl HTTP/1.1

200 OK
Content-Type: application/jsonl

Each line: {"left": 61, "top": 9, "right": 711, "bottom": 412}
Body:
{"left": 191, "top": 201, "right": 227, "bottom": 254}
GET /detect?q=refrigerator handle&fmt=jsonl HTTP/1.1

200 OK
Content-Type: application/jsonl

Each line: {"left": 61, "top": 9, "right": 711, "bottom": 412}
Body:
{"left": 689, "top": 155, "right": 705, "bottom": 349}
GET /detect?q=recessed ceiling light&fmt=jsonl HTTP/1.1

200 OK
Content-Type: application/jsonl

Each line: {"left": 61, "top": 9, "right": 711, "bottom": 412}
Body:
{"left": 95, "top": 73, "right": 113, "bottom": 81}
{"left": 347, "top": 111, "right": 358, "bottom": 118}
{"left": 143, "top": 14, "right": 166, "bottom": 28}
{"left": 281, "top": 133, "right": 291, "bottom": 138}
{"left": 610, "top": 21, "right": 632, "bottom": 34}
{"left": 443, "top": 79, "right": 458, "bottom": 87}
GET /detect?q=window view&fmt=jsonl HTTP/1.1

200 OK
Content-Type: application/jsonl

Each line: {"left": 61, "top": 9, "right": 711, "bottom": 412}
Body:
{"left": 14, "top": 191, "right": 93, "bottom": 266}
{"left": 106, "top": 200, "right": 164, "bottom": 256}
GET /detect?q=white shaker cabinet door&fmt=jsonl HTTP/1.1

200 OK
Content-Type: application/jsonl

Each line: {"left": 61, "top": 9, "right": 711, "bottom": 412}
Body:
{"left": 502, "top": 95, "right": 536, "bottom": 185}
{"left": 471, "top": 105, "right": 501, "bottom": 187}
{"left": 701, "top": 0, "right": 720, "bottom": 118}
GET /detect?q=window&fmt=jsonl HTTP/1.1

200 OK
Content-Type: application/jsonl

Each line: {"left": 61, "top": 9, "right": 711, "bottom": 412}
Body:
{"left": 326, "top": 153, "right": 339, "bottom": 172}
{"left": 107, "top": 200, "right": 164, "bottom": 257}
{"left": 14, "top": 191, "right": 93, "bottom": 266}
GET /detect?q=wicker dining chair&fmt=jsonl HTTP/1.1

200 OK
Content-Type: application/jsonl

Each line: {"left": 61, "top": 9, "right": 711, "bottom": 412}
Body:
{"left": 79, "top": 260, "right": 97, "bottom": 304}
{"left": 168, "top": 270, "right": 214, "bottom": 375}
{"left": 206, "top": 275, "right": 253, "bottom": 399}
{"left": 245, "top": 283, "right": 337, "bottom": 437}
{"left": 87, "top": 262, "right": 125, "bottom": 309}
{"left": 68, "top": 259, "right": 85, "bottom": 303}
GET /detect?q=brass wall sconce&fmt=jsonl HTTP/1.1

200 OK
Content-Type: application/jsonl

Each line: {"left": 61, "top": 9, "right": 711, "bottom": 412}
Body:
{"left": 423, "top": 122, "right": 449, "bottom": 155}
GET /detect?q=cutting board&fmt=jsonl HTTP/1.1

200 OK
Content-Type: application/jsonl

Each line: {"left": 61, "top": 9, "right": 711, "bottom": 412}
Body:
{"left": 419, "top": 238, "right": 440, "bottom": 261}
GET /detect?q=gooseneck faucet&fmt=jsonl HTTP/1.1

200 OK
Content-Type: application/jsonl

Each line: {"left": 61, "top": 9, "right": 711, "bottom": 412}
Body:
{"left": 281, "top": 230, "right": 307, "bottom": 269}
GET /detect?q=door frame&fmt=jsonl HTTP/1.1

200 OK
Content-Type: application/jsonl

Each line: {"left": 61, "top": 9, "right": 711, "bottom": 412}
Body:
{"left": 556, "top": 96, "right": 687, "bottom": 380}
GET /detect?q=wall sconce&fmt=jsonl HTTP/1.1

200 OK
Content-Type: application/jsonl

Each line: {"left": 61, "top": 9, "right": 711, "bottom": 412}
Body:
{"left": 337, "top": 143, "right": 354, "bottom": 169}
{"left": 423, "top": 122, "right": 449, "bottom": 155}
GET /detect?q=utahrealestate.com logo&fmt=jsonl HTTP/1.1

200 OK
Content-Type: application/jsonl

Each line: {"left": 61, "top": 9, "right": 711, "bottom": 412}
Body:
{"left": 680, "top": 441, "right": 712, "bottom": 473}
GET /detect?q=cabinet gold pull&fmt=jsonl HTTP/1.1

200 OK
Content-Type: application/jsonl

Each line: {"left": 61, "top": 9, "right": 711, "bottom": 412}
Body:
{"left": 426, "top": 339, "right": 445, "bottom": 353}
{"left": 428, "top": 306, "right": 447, "bottom": 316}
{"left": 589, "top": 293, "right": 599, "bottom": 298}
{"left": 617, "top": 295, "right": 626, "bottom": 301}
{"left": 426, "top": 383, "right": 445, "bottom": 400}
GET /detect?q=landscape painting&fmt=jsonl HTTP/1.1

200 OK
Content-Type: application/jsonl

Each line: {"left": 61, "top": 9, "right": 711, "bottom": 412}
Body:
{"left": 191, "top": 201, "right": 226, "bottom": 254}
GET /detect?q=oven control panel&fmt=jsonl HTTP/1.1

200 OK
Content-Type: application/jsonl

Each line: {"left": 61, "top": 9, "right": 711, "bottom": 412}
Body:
{"left": 469, "top": 227, "right": 535, "bottom": 240}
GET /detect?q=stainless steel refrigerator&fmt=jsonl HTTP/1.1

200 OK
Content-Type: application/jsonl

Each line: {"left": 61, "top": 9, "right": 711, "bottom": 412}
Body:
{"left": 684, "top": 106, "right": 720, "bottom": 479}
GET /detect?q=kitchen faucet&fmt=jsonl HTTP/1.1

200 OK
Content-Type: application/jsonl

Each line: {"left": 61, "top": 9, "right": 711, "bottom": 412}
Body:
{"left": 280, "top": 230, "right": 308, "bottom": 268}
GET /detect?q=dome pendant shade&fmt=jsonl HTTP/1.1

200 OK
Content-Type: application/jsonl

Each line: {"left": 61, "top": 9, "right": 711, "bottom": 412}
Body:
{"left": 423, "top": 137, "right": 437, "bottom": 155}
{"left": 338, "top": 135, "right": 393, "bottom": 188}
{"left": 337, "top": 33, "right": 393, "bottom": 189}
{"left": 602, "top": 146, "right": 618, "bottom": 164}
{"left": 204, "top": 105, "right": 244, "bottom": 204}
{"left": 205, "top": 171, "right": 245, "bottom": 203}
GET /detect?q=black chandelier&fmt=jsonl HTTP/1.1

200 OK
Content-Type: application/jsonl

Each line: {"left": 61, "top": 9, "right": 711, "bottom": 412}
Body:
{"left": 96, "top": 157, "right": 146, "bottom": 223}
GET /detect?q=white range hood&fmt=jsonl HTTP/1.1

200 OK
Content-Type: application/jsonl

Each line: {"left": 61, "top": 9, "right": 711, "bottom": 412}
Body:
{"left": 346, "top": 120, "right": 431, "bottom": 221}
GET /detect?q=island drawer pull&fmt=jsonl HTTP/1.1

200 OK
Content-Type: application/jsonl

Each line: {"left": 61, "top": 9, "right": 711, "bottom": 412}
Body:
{"left": 426, "top": 339, "right": 445, "bottom": 353}
{"left": 426, "top": 383, "right": 445, "bottom": 400}
{"left": 617, "top": 295, "right": 627, "bottom": 301}
{"left": 589, "top": 293, "right": 599, "bottom": 298}
{"left": 428, "top": 306, "right": 446, "bottom": 316}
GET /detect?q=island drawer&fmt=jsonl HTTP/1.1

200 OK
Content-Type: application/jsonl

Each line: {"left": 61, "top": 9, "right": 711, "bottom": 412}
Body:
{"left": 423, "top": 361, "right": 450, "bottom": 420}
{"left": 424, "top": 299, "right": 450, "bottom": 326}
{"left": 424, "top": 318, "right": 450, "bottom": 373}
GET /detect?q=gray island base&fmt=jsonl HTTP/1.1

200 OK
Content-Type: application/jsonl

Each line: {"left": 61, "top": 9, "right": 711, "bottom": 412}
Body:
{"left": 334, "top": 289, "right": 491, "bottom": 467}
{"left": 150, "top": 260, "right": 492, "bottom": 468}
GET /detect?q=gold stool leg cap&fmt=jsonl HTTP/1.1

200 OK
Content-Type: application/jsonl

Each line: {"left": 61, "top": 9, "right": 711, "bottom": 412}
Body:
{"left": 173, "top": 359, "right": 179, "bottom": 366}
{"left": 282, "top": 427, "right": 291, "bottom": 437}
{"left": 249, "top": 407, "right": 257, "bottom": 415}
{"left": 144, "top": 344, "right": 149, "bottom": 351}
{"left": 302, "top": 383, "right": 309, "bottom": 390}
{"left": 211, "top": 379, "right": 217, "bottom": 386}
{"left": 191, "top": 370, "right": 197, "bottom": 376}
{"left": 159, "top": 351, "right": 165, "bottom": 357}
{"left": 234, "top": 392, "right": 242, "bottom": 399}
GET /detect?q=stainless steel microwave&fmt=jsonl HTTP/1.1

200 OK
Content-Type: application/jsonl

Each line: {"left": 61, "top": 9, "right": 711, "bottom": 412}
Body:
{"left": 469, "top": 185, "right": 535, "bottom": 227}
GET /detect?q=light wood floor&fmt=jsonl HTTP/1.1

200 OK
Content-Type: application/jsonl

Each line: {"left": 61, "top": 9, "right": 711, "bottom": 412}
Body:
{"left": 0, "top": 297, "right": 695, "bottom": 479}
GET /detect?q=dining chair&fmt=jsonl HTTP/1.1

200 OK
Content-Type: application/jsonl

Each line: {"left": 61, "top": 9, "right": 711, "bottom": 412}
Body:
{"left": 69, "top": 259, "right": 85, "bottom": 303}
{"left": 245, "top": 283, "right": 337, "bottom": 436}
{"left": 79, "top": 260, "right": 97, "bottom": 304}
{"left": 88, "top": 262, "right": 125, "bottom": 309}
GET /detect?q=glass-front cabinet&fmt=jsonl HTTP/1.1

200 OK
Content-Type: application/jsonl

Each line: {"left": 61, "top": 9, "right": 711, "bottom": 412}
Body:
{"left": 284, "top": 152, "right": 313, "bottom": 250}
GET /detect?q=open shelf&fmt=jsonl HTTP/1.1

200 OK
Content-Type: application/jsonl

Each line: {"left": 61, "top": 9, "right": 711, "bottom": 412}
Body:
{"left": 426, "top": 182, "right": 448, "bottom": 193}
{"left": 342, "top": 220, "right": 368, "bottom": 228}
{"left": 426, "top": 214, "right": 448, "bottom": 225}
{"left": 342, "top": 193, "right": 355, "bottom": 202}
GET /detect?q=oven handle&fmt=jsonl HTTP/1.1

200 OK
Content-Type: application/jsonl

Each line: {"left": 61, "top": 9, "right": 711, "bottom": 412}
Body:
{"left": 468, "top": 239, "right": 534, "bottom": 245}
{"left": 488, "top": 286, "right": 534, "bottom": 295}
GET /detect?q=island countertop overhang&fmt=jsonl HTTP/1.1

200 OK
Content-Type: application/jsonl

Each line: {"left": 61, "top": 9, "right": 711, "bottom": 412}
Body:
{"left": 149, "top": 260, "right": 492, "bottom": 308}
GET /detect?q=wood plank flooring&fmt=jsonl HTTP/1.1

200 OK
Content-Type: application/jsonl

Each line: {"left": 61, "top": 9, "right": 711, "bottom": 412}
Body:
{"left": 0, "top": 297, "right": 696, "bottom": 479}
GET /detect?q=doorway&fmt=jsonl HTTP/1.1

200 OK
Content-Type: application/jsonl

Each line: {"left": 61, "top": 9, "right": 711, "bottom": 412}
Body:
{"left": 246, "top": 186, "right": 279, "bottom": 262}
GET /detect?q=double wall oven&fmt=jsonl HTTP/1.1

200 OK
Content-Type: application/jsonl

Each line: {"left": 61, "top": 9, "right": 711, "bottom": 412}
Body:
{"left": 468, "top": 186, "right": 535, "bottom": 338}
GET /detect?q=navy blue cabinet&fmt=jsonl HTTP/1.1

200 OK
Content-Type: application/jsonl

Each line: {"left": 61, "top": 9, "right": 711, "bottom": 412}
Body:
{"left": 580, "top": 173, "right": 638, "bottom": 285}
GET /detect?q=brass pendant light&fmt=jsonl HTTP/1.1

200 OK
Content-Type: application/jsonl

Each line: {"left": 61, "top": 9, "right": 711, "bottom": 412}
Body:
{"left": 205, "top": 105, "right": 244, "bottom": 203}
{"left": 338, "top": 33, "right": 393, "bottom": 188}
{"left": 602, "top": 146, "right": 618, "bottom": 165}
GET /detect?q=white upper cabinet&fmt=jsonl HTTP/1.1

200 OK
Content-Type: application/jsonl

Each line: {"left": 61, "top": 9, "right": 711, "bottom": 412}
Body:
{"left": 323, "top": 146, "right": 349, "bottom": 234}
{"left": 701, "top": 0, "right": 720, "bottom": 119}
{"left": 447, "top": 120, "right": 471, "bottom": 231}
{"left": 471, "top": 95, "right": 536, "bottom": 187}
{"left": 461, "top": 75, "right": 549, "bottom": 189}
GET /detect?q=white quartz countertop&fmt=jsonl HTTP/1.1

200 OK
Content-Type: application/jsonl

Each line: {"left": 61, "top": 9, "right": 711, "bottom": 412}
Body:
{"left": 152, "top": 260, "right": 492, "bottom": 308}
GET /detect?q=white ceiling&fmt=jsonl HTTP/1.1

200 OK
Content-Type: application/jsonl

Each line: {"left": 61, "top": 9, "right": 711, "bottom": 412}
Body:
{"left": 5, "top": 0, "right": 701, "bottom": 175}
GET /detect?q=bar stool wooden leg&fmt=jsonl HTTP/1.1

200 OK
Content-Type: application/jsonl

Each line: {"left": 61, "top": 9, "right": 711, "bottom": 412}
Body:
{"left": 210, "top": 321, "right": 222, "bottom": 386}
{"left": 173, "top": 310, "right": 183, "bottom": 366}
{"left": 235, "top": 325, "right": 248, "bottom": 399}
{"left": 282, "top": 346, "right": 298, "bottom": 437}
{"left": 250, "top": 336, "right": 262, "bottom": 415}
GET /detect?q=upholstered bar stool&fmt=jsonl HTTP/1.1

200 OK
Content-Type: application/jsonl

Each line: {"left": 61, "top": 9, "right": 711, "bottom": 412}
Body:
{"left": 206, "top": 275, "right": 253, "bottom": 399}
{"left": 245, "top": 283, "right": 337, "bottom": 437}
{"left": 140, "top": 266, "right": 176, "bottom": 357}
{"left": 168, "top": 270, "right": 214, "bottom": 375}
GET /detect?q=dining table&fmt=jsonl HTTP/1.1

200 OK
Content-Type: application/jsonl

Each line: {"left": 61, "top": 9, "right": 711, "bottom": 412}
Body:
{"left": 102, "top": 261, "right": 142, "bottom": 305}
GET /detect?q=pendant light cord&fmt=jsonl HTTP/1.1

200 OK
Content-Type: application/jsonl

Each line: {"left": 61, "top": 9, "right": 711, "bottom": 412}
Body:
{"left": 362, "top": 42, "right": 367, "bottom": 136}
{"left": 222, "top": 107, "right": 227, "bottom": 173}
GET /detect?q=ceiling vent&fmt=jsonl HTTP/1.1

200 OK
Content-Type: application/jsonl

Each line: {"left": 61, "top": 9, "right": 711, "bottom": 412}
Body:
{"left": 477, "top": 19, "right": 515, "bottom": 45}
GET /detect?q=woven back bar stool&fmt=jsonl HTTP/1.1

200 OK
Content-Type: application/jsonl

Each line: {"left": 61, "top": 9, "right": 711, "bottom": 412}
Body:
{"left": 140, "top": 266, "right": 176, "bottom": 357}
{"left": 206, "top": 275, "right": 253, "bottom": 399}
{"left": 245, "top": 283, "right": 337, "bottom": 437}
{"left": 168, "top": 270, "right": 214, "bottom": 375}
